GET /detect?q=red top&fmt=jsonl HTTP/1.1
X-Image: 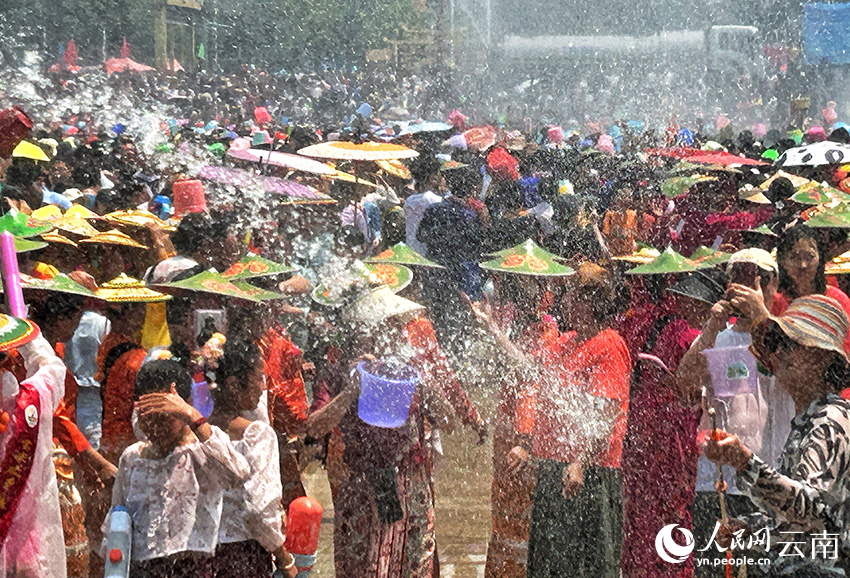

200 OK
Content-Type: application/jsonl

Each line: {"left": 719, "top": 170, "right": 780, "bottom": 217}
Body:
{"left": 772, "top": 284, "right": 850, "bottom": 354}
{"left": 259, "top": 325, "right": 309, "bottom": 436}
{"left": 532, "top": 328, "right": 632, "bottom": 468}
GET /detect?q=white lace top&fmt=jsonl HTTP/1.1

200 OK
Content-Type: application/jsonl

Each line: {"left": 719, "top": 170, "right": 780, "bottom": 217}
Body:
{"left": 218, "top": 421, "right": 285, "bottom": 551}
{"left": 106, "top": 426, "right": 250, "bottom": 561}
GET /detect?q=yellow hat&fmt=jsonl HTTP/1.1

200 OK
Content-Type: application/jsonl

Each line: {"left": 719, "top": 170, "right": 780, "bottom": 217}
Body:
{"left": 96, "top": 273, "right": 171, "bottom": 303}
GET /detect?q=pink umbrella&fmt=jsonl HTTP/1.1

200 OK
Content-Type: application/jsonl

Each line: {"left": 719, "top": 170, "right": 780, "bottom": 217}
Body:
{"left": 197, "top": 166, "right": 336, "bottom": 204}
{"left": 227, "top": 148, "right": 336, "bottom": 176}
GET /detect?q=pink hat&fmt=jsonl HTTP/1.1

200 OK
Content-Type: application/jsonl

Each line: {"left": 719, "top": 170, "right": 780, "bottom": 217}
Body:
{"left": 449, "top": 109, "right": 466, "bottom": 130}
{"left": 808, "top": 126, "right": 827, "bottom": 142}
{"left": 596, "top": 134, "right": 615, "bottom": 155}
{"left": 752, "top": 123, "right": 767, "bottom": 139}
{"left": 548, "top": 126, "right": 565, "bottom": 144}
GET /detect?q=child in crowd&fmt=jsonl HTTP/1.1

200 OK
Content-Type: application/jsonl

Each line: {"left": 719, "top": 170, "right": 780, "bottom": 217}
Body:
{"left": 105, "top": 359, "right": 249, "bottom": 578}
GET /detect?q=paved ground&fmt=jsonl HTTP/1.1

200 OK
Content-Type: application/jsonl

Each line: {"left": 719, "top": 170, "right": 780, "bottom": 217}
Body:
{"left": 302, "top": 427, "right": 494, "bottom": 577}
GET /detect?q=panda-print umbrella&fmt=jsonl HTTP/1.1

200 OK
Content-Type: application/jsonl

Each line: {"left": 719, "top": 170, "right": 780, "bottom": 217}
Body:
{"left": 775, "top": 141, "right": 850, "bottom": 167}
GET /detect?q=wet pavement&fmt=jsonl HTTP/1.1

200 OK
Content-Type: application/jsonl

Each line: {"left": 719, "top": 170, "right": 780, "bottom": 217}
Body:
{"left": 302, "top": 403, "right": 495, "bottom": 577}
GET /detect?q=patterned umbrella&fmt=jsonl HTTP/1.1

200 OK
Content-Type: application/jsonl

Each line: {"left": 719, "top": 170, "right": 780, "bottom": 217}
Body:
{"left": 775, "top": 141, "right": 850, "bottom": 167}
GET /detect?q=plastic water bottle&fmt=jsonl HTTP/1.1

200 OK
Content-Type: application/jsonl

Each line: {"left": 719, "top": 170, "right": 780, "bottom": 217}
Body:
{"left": 104, "top": 506, "right": 132, "bottom": 578}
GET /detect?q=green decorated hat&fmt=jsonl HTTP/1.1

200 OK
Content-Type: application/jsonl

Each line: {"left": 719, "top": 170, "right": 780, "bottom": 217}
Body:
{"left": 159, "top": 270, "right": 263, "bottom": 302}
{"left": 480, "top": 239, "right": 575, "bottom": 277}
{"left": 0, "top": 209, "right": 53, "bottom": 238}
{"left": 19, "top": 273, "right": 96, "bottom": 297}
{"left": 14, "top": 237, "right": 48, "bottom": 253}
{"left": 611, "top": 245, "right": 661, "bottom": 264}
{"left": 0, "top": 313, "right": 40, "bottom": 352}
{"left": 746, "top": 223, "right": 779, "bottom": 237}
{"left": 311, "top": 262, "right": 413, "bottom": 307}
{"left": 365, "top": 242, "right": 443, "bottom": 268}
{"left": 230, "top": 280, "right": 287, "bottom": 301}
{"left": 790, "top": 182, "right": 850, "bottom": 205}
{"left": 688, "top": 246, "right": 732, "bottom": 269}
{"left": 626, "top": 246, "right": 698, "bottom": 275}
{"left": 661, "top": 175, "right": 718, "bottom": 198}
{"left": 221, "top": 254, "right": 296, "bottom": 280}
{"left": 804, "top": 202, "right": 850, "bottom": 228}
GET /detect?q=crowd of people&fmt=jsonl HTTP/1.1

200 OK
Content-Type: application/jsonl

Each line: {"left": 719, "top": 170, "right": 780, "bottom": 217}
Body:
{"left": 4, "top": 60, "right": 850, "bottom": 578}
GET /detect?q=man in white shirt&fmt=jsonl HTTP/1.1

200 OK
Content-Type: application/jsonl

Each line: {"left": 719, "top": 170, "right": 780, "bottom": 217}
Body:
{"left": 404, "top": 153, "right": 444, "bottom": 255}
{"left": 677, "top": 248, "right": 794, "bottom": 577}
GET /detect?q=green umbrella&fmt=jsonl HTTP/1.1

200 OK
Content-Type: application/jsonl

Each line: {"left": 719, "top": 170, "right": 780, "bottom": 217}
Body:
{"left": 480, "top": 239, "right": 575, "bottom": 277}
{"left": 221, "top": 254, "right": 296, "bottom": 280}
{"left": 805, "top": 202, "right": 850, "bottom": 229}
{"left": 365, "top": 242, "right": 443, "bottom": 268}
{"left": 626, "top": 246, "right": 698, "bottom": 275}
{"left": 689, "top": 246, "right": 732, "bottom": 269}
{"left": 160, "top": 271, "right": 262, "bottom": 302}
{"left": 661, "top": 175, "right": 718, "bottom": 198}
{"left": 19, "top": 273, "right": 96, "bottom": 297}
{"left": 790, "top": 182, "right": 850, "bottom": 205}
{"left": 0, "top": 208, "right": 53, "bottom": 238}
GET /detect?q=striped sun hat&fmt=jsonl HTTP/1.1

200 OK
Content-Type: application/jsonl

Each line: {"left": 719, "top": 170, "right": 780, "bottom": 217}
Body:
{"left": 774, "top": 294, "right": 849, "bottom": 361}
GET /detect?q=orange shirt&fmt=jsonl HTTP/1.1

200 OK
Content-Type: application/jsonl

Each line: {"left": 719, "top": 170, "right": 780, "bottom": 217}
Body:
{"left": 532, "top": 328, "right": 631, "bottom": 468}
{"left": 259, "top": 325, "right": 309, "bottom": 436}
{"left": 99, "top": 342, "right": 146, "bottom": 463}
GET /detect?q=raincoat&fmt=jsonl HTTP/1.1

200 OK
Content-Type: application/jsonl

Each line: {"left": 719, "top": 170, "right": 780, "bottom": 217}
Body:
{"left": 0, "top": 334, "right": 68, "bottom": 578}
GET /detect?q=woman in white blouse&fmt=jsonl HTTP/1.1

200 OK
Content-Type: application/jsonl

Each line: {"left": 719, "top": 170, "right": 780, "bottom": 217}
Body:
{"left": 107, "top": 359, "right": 250, "bottom": 578}
{"left": 209, "top": 339, "right": 298, "bottom": 578}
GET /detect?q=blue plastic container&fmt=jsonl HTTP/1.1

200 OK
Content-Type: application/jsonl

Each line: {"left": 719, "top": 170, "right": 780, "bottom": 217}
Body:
{"left": 357, "top": 360, "right": 419, "bottom": 428}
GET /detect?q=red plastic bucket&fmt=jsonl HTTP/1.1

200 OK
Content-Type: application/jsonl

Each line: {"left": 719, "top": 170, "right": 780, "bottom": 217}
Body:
{"left": 172, "top": 180, "right": 207, "bottom": 216}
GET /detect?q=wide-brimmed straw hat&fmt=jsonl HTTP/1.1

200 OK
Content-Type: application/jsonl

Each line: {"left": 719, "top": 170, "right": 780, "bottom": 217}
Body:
{"left": 763, "top": 294, "right": 849, "bottom": 362}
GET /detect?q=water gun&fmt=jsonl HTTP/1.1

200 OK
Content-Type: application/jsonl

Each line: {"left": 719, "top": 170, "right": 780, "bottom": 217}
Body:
{"left": 104, "top": 506, "right": 132, "bottom": 578}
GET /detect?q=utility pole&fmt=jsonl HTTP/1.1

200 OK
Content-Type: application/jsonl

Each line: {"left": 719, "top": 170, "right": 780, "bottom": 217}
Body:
{"left": 154, "top": 1, "right": 168, "bottom": 70}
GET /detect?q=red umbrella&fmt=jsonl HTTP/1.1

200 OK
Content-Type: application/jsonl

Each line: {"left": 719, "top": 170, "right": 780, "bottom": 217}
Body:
{"left": 646, "top": 147, "right": 767, "bottom": 167}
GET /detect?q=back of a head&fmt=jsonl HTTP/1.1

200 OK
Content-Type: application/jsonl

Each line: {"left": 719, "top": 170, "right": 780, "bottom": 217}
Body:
{"left": 135, "top": 359, "right": 192, "bottom": 401}
{"left": 213, "top": 338, "right": 261, "bottom": 402}
{"left": 767, "top": 177, "right": 795, "bottom": 203}
{"left": 409, "top": 152, "right": 441, "bottom": 186}
{"left": 171, "top": 213, "right": 216, "bottom": 256}
{"left": 443, "top": 166, "right": 480, "bottom": 199}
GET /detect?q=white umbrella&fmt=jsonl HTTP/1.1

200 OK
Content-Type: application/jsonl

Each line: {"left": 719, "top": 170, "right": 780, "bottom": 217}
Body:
{"left": 775, "top": 141, "right": 850, "bottom": 167}
{"left": 227, "top": 148, "right": 336, "bottom": 176}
